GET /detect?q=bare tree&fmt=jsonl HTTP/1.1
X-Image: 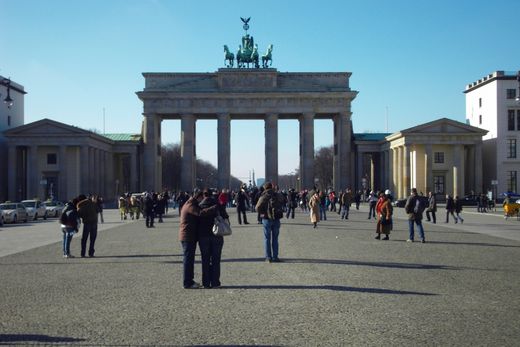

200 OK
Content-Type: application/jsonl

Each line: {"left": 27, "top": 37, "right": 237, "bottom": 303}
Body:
{"left": 314, "top": 146, "right": 333, "bottom": 191}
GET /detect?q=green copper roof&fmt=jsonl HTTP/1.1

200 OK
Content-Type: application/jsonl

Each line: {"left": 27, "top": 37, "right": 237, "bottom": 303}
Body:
{"left": 354, "top": 133, "right": 391, "bottom": 141}
{"left": 103, "top": 133, "right": 141, "bottom": 142}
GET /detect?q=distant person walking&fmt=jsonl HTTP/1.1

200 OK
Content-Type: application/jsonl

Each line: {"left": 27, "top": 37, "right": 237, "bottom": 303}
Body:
{"left": 77, "top": 194, "right": 99, "bottom": 257}
{"left": 340, "top": 188, "right": 353, "bottom": 220}
{"left": 256, "top": 182, "right": 285, "bottom": 263}
{"left": 236, "top": 184, "right": 250, "bottom": 225}
{"left": 60, "top": 198, "right": 80, "bottom": 258}
{"left": 454, "top": 195, "right": 464, "bottom": 224}
{"left": 425, "top": 191, "right": 437, "bottom": 223}
{"left": 445, "top": 194, "right": 457, "bottom": 223}
{"left": 95, "top": 195, "right": 104, "bottom": 224}
{"left": 318, "top": 191, "right": 327, "bottom": 221}
{"left": 367, "top": 191, "right": 378, "bottom": 219}
{"left": 404, "top": 188, "right": 426, "bottom": 243}
{"left": 308, "top": 190, "right": 321, "bottom": 228}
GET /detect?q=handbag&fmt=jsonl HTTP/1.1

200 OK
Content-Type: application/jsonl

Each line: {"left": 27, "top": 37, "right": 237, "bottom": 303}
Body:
{"left": 212, "top": 212, "right": 232, "bottom": 236}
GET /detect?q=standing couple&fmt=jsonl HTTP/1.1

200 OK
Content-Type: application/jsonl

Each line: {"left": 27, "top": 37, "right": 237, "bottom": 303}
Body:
{"left": 179, "top": 190, "right": 229, "bottom": 289}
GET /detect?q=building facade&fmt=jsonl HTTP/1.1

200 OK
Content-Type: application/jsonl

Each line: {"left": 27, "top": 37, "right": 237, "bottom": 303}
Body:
{"left": 465, "top": 71, "right": 520, "bottom": 195}
{"left": 3, "top": 119, "right": 141, "bottom": 202}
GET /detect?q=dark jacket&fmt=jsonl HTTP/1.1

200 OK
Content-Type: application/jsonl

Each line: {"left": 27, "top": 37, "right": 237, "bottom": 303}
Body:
{"left": 61, "top": 202, "right": 79, "bottom": 230}
{"left": 455, "top": 198, "right": 463, "bottom": 213}
{"left": 404, "top": 195, "right": 423, "bottom": 221}
{"left": 446, "top": 197, "right": 455, "bottom": 211}
{"left": 198, "top": 197, "right": 229, "bottom": 238}
{"left": 77, "top": 198, "right": 98, "bottom": 224}
{"left": 179, "top": 197, "right": 218, "bottom": 242}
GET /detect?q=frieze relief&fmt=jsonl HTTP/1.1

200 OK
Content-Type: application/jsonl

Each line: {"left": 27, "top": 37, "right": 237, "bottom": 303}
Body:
{"left": 145, "top": 96, "right": 350, "bottom": 114}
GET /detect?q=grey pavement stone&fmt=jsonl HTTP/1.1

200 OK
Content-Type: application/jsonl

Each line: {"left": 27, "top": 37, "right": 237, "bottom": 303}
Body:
{"left": 0, "top": 205, "right": 519, "bottom": 346}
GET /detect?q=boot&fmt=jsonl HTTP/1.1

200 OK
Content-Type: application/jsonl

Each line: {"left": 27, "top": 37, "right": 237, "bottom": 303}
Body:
{"left": 374, "top": 234, "right": 380, "bottom": 240}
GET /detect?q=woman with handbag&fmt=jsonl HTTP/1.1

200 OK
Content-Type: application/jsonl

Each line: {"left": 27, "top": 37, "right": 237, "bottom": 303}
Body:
{"left": 375, "top": 190, "right": 393, "bottom": 240}
{"left": 198, "top": 190, "right": 229, "bottom": 289}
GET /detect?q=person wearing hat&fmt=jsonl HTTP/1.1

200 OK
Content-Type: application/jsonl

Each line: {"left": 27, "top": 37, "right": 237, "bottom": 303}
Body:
{"left": 375, "top": 190, "right": 393, "bottom": 240}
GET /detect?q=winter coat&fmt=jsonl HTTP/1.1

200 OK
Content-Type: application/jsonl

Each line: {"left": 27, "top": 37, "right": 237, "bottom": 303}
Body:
{"left": 77, "top": 198, "right": 98, "bottom": 224}
{"left": 179, "top": 197, "right": 218, "bottom": 242}
{"left": 198, "top": 197, "right": 229, "bottom": 239}
{"left": 308, "top": 194, "right": 320, "bottom": 223}
{"left": 378, "top": 199, "right": 393, "bottom": 234}
{"left": 404, "top": 195, "right": 422, "bottom": 221}
{"left": 427, "top": 195, "right": 437, "bottom": 212}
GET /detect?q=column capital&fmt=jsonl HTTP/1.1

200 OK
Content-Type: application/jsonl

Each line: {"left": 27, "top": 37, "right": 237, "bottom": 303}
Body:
{"left": 217, "top": 112, "right": 230, "bottom": 119}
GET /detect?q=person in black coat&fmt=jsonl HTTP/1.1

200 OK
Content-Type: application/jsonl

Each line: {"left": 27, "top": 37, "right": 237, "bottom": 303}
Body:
{"left": 236, "top": 185, "right": 249, "bottom": 224}
{"left": 198, "top": 190, "right": 229, "bottom": 288}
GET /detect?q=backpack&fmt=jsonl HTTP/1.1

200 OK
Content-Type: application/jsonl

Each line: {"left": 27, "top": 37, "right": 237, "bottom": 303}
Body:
{"left": 267, "top": 192, "right": 284, "bottom": 220}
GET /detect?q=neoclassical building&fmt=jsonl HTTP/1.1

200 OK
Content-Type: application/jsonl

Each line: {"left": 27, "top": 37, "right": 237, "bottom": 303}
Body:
{"left": 355, "top": 118, "right": 487, "bottom": 199}
{"left": 3, "top": 119, "right": 141, "bottom": 202}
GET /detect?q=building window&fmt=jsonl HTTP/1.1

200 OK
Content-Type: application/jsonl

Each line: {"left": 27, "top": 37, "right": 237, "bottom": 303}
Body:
{"left": 508, "top": 110, "right": 515, "bottom": 130}
{"left": 434, "top": 175, "right": 445, "bottom": 194}
{"left": 507, "top": 171, "right": 517, "bottom": 193}
{"left": 517, "top": 110, "right": 520, "bottom": 131}
{"left": 47, "top": 153, "right": 57, "bottom": 165}
{"left": 7, "top": 116, "right": 11, "bottom": 126}
{"left": 479, "top": 98, "right": 482, "bottom": 107}
{"left": 434, "top": 152, "right": 444, "bottom": 164}
{"left": 507, "top": 139, "right": 517, "bottom": 159}
{"left": 479, "top": 115, "right": 482, "bottom": 125}
{"left": 507, "top": 89, "right": 516, "bottom": 99}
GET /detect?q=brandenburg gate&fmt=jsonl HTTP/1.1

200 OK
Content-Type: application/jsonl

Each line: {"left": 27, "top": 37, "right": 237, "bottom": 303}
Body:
{"left": 137, "top": 19, "right": 358, "bottom": 192}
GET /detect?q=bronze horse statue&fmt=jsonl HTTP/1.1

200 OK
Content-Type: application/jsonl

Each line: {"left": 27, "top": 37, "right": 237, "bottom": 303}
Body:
{"left": 224, "top": 45, "right": 234, "bottom": 68}
{"left": 262, "top": 44, "right": 273, "bottom": 68}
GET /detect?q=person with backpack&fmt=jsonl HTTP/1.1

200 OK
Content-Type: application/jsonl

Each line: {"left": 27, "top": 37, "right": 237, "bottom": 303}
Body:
{"left": 60, "top": 198, "right": 80, "bottom": 258}
{"left": 404, "top": 188, "right": 426, "bottom": 243}
{"left": 255, "top": 182, "right": 285, "bottom": 263}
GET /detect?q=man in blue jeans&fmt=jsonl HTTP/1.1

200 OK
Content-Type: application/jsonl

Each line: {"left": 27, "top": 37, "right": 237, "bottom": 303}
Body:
{"left": 404, "top": 188, "right": 426, "bottom": 243}
{"left": 255, "top": 182, "right": 284, "bottom": 263}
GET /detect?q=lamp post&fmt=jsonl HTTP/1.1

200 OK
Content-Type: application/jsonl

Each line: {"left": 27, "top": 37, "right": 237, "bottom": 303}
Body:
{"left": 1, "top": 77, "right": 14, "bottom": 108}
{"left": 516, "top": 70, "right": 520, "bottom": 103}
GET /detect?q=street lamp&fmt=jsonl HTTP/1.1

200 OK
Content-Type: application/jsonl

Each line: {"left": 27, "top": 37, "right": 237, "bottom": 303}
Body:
{"left": 1, "top": 78, "right": 14, "bottom": 108}
{"left": 516, "top": 71, "right": 520, "bottom": 103}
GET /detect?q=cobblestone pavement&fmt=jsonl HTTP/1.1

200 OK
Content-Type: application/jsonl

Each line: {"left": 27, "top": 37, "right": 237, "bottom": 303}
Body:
{"left": 1, "top": 205, "right": 519, "bottom": 346}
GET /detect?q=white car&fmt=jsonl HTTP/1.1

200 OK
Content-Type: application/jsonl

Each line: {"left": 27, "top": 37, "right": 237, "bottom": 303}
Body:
{"left": 0, "top": 203, "right": 29, "bottom": 224}
{"left": 44, "top": 201, "right": 65, "bottom": 218}
{"left": 21, "top": 200, "right": 48, "bottom": 220}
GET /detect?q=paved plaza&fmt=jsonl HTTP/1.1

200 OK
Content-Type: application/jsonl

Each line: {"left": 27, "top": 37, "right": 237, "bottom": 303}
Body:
{"left": 0, "top": 205, "right": 519, "bottom": 346}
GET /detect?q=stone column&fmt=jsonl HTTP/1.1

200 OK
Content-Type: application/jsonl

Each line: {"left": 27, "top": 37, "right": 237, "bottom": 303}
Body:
{"left": 370, "top": 154, "right": 375, "bottom": 190}
{"left": 7, "top": 145, "right": 17, "bottom": 201}
{"left": 357, "top": 151, "right": 364, "bottom": 191}
{"left": 467, "top": 145, "right": 475, "bottom": 193}
{"left": 403, "top": 144, "right": 411, "bottom": 197}
{"left": 396, "top": 146, "right": 402, "bottom": 199}
{"left": 299, "top": 113, "right": 314, "bottom": 189}
{"left": 59, "top": 146, "right": 67, "bottom": 200}
{"left": 26, "top": 145, "right": 38, "bottom": 199}
{"left": 391, "top": 148, "right": 396, "bottom": 196}
{"left": 181, "top": 114, "right": 196, "bottom": 192}
{"left": 217, "top": 113, "right": 231, "bottom": 190}
{"left": 474, "top": 143, "right": 483, "bottom": 193}
{"left": 106, "top": 151, "right": 115, "bottom": 200}
{"left": 333, "top": 112, "right": 351, "bottom": 192}
{"left": 80, "top": 146, "right": 89, "bottom": 195}
{"left": 265, "top": 113, "right": 279, "bottom": 184}
{"left": 89, "top": 148, "right": 96, "bottom": 194}
{"left": 100, "top": 150, "right": 106, "bottom": 197}
{"left": 143, "top": 115, "right": 162, "bottom": 192}
{"left": 130, "top": 149, "right": 138, "bottom": 192}
{"left": 425, "top": 143, "right": 433, "bottom": 194}
{"left": 453, "top": 144, "right": 465, "bottom": 197}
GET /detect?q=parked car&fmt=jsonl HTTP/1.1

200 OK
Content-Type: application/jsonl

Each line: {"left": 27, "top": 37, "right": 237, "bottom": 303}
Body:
{"left": 21, "top": 200, "right": 48, "bottom": 220}
{"left": 44, "top": 200, "right": 65, "bottom": 218}
{"left": 0, "top": 202, "right": 29, "bottom": 224}
{"left": 0, "top": 212, "right": 4, "bottom": 226}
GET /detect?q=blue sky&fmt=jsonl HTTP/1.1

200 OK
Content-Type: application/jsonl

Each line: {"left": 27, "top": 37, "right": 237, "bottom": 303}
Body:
{"left": 2, "top": 0, "right": 519, "bottom": 181}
